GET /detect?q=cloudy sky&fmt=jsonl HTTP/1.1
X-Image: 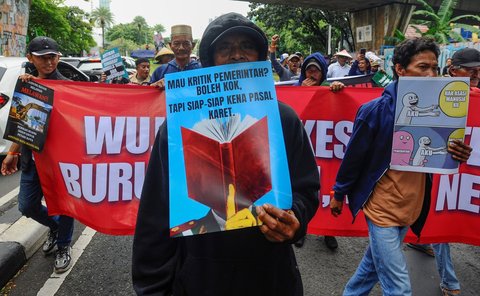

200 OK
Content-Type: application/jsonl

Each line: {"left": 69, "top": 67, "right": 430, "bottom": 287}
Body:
{"left": 64, "top": 0, "right": 251, "bottom": 39}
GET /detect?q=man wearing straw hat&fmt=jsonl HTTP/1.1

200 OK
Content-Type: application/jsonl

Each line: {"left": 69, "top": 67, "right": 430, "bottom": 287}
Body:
{"left": 150, "top": 24, "right": 201, "bottom": 88}
{"left": 327, "top": 49, "right": 352, "bottom": 78}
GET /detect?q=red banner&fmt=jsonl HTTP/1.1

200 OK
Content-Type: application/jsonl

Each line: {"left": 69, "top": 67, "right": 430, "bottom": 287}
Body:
{"left": 34, "top": 81, "right": 480, "bottom": 245}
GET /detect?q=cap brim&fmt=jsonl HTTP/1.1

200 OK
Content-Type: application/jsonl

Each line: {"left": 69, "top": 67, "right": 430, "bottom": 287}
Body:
{"left": 458, "top": 61, "right": 480, "bottom": 67}
{"left": 31, "top": 50, "right": 62, "bottom": 56}
{"left": 210, "top": 26, "right": 266, "bottom": 49}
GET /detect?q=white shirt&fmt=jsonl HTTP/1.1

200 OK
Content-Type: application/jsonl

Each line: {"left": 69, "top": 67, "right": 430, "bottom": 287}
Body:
{"left": 327, "top": 62, "right": 351, "bottom": 78}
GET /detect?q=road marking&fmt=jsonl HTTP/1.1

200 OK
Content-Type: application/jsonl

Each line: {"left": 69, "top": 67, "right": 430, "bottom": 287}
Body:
{"left": 37, "top": 226, "right": 97, "bottom": 296}
{"left": 0, "top": 186, "right": 19, "bottom": 207}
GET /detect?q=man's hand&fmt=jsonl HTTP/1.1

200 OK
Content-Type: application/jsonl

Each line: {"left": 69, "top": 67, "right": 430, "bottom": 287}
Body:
{"left": 151, "top": 78, "right": 165, "bottom": 89}
{"left": 1, "top": 154, "right": 19, "bottom": 176}
{"left": 330, "top": 81, "right": 345, "bottom": 92}
{"left": 448, "top": 139, "right": 472, "bottom": 162}
{"left": 19, "top": 74, "right": 36, "bottom": 82}
{"left": 301, "top": 78, "right": 318, "bottom": 86}
{"left": 330, "top": 199, "right": 343, "bottom": 217}
{"left": 256, "top": 204, "right": 299, "bottom": 242}
{"left": 269, "top": 34, "right": 279, "bottom": 53}
{"left": 225, "top": 184, "right": 258, "bottom": 230}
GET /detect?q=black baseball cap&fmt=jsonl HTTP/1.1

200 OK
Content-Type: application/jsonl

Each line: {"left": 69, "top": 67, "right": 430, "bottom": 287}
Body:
{"left": 28, "top": 36, "right": 62, "bottom": 56}
{"left": 451, "top": 48, "right": 480, "bottom": 67}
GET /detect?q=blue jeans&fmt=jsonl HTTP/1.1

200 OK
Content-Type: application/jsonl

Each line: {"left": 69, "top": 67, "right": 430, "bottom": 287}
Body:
{"left": 18, "top": 163, "right": 74, "bottom": 247}
{"left": 432, "top": 243, "right": 460, "bottom": 291}
{"left": 343, "top": 218, "right": 411, "bottom": 296}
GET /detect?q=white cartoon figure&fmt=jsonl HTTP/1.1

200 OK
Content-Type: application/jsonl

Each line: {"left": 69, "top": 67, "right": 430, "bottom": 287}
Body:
{"left": 412, "top": 136, "right": 447, "bottom": 166}
{"left": 396, "top": 92, "right": 441, "bottom": 125}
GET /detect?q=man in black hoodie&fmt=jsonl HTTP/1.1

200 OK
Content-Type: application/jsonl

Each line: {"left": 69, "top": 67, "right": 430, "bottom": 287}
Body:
{"left": 132, "top": 13, "right": 319, "bottom": 296}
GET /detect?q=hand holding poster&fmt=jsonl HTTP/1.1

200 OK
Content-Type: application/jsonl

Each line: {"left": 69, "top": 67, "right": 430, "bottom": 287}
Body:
{"left": 165, "top": 61, "right": 292, "bottom": 236}
{"left": 101, "top": 48, "right": 128, "bottom": 82}
{"left": 391, "top": 77, "right": 469, "bottom": 174}
{"left": 3, "top": 79, "right": 53, "bottom": 151}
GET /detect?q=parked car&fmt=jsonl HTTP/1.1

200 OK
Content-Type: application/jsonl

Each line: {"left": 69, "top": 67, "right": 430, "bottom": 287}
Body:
{"left": 76, "top": 56, "right": 137, "bottom": 80}
{"left": 0, "top": 57, "right": 90, "bottom": 157}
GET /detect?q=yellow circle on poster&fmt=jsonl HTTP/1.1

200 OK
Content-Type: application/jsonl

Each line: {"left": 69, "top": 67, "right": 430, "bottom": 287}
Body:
{"left": 439, "top": 81, "right": 469, "bottom": 117}
{"left": 448, "top": 128, "right": 465, "bottom": 143}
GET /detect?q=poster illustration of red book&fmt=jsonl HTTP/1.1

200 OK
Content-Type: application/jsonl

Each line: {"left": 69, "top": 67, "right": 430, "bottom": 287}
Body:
{"left": 165, "top": 61, "right": 291, "bottom": 237}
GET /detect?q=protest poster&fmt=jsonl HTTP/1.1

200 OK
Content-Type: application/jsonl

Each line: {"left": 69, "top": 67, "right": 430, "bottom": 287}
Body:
{"left": 391, "top": 77, "right": 469, "bottom": 174}
{"left": 3, "top": 79, "right": 53, "bottom": 151}
{"left": 101, "top": 48, "right": 128, "bottom": 82}
{"left": 165, "top": 61, "right": 291, "bottom": 236}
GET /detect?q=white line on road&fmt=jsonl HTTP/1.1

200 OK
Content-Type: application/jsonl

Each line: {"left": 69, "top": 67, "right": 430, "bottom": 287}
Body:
{"left": 37, "top": 226, "right": 97, "bottom": 296}
{"left": 0, "top": 186, "right": 19, "bottom": 207}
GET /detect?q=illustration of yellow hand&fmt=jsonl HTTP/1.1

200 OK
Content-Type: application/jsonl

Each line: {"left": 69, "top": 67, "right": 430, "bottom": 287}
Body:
{"left": 225, "top": 184, "right": 258, "bottom": 230}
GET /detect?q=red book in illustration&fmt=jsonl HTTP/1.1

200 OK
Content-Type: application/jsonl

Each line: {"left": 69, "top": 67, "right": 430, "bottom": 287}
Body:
{"left": 181, "top": 115, "right": 272, "bottom": 218}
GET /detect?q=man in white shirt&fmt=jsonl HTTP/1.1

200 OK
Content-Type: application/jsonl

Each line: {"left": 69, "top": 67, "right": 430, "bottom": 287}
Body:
{"left": 327, "top": 49, "right": 352, "bottom": 78}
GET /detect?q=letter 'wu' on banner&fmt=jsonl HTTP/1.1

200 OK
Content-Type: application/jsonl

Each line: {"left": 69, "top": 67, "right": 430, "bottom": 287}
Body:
{"left": 32, "top": 80, "right": 165, "bottom": 234}
{"left": 165, "top": 61, "right": 291, "bottom": 236}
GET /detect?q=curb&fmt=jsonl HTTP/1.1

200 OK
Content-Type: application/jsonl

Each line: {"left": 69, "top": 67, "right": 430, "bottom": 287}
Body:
{"left": 0, "top": 216, "right": 48, "bottom": 288}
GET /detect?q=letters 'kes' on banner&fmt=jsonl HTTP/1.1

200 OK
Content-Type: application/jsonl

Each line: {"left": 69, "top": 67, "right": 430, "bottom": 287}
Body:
{"left": 33, "top": 80, "right": 165, "bottom": 235}
{"left": 391, "top": 77, "right": 470, "bottom": 174}
{"left": 4, "top": 79, "right": 54, "bottom": 152}
{"left": 165, "top": 61, "right": 292, "bottom": 237}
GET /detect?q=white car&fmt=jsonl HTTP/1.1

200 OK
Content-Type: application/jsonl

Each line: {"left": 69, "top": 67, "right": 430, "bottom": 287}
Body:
{"left": 0, "top": 57, "right": 90, "bottom": 157}
{"left": 0, "top": 57, "right": 28, "bottom": 157}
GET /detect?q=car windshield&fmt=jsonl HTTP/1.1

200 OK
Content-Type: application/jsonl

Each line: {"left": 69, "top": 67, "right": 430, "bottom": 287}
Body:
{"left": 0, "top": 67, "right": 7, "bottom": 82}
{"left": 78, "top": 62, "right": 103, "bottom": 71}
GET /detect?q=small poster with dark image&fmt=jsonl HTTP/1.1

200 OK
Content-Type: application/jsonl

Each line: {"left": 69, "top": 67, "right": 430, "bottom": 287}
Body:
{"left": 3, "top": 79, "right": 54, "bottom": 152}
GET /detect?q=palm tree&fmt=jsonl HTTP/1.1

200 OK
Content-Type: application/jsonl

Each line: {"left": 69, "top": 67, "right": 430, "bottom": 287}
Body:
{"left": 412, "top": 0, "right": 480, "bottom": 44}
{"left": 91, "top": 7, "right": 114, "bottom": 49}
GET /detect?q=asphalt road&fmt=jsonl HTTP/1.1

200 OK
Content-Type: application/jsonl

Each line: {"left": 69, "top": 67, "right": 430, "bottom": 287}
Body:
{"left": 1, "top": 172, "right": 479, "bottom": 295}
{"left": 2, "top": 223, "right": 479, "bottom": 295}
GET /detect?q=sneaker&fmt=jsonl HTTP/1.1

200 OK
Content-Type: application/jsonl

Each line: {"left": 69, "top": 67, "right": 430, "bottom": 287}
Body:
{"left": 441, "top": 285, "right": 461, "bottom": 296}
{"left": 324, "top": 236, "right": 338, "bottom": 250}
{"left": 42, "top": 229, "right": 58, "bottom": 254}
{"left": 406, "top": 243, "right": 435, "bottom": 257}
{"left": 294, "top": 236, "right": 305, "bottom": 248}
{"left": 54, "top": 246, "right": 72, "bottom": 274}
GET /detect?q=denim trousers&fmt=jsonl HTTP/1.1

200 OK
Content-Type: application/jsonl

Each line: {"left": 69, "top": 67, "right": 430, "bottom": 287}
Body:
{"left": 432, "top": 243, "right": 460, "bottom": 291}
{"left": 343, "top": 218, "right": 411, "bottom": 296}
{"left": 18, "top": 163, "right": 74, "bottom": 247}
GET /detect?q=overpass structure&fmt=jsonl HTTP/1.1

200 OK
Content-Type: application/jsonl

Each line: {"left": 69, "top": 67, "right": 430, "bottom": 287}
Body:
{"left": 241, "top": 0, "right": 480, "bottom": 51}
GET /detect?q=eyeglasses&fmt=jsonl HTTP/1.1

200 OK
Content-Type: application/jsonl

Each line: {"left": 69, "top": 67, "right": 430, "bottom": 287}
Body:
{"left": 171, "top": 40, "right": 192, "bottom": 48}
{"left": 215, "top": 41, "right": 257, "bottom": 57}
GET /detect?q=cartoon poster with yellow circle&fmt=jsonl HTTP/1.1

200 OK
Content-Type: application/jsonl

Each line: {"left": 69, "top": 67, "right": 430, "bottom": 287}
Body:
{"left": 392, "top": 77, "right": 469, "bottom": 174}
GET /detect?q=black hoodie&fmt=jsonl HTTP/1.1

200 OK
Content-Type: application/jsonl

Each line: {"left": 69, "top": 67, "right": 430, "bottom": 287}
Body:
{"left": 132, "top": 13, "right": 319, "bottom": 296}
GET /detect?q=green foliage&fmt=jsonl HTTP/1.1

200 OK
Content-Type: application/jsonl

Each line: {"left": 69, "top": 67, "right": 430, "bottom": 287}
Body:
{"left": 106, "top": 38, "right": 138, "bottom": 55}
{"left": 384, "top": 29, "right": 406, "bottom": 46}
{"left": 105, "top": 17, "right": 166, "bottom": 49}
{"left": 91, "top": 6, "right": 114, "bottom": 48}
{"left": 412, "top": 0, "right": 480, "bottom": 44}
{"left": 28, "top": 0, "right": 95, "bottom": 56}
{"left": 247, "top": 3, "right": 353, "bottom": 55}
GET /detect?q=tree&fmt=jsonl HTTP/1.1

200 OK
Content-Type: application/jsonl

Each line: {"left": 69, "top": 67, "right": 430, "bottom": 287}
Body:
{"left": 91, "top": 6, "right": 114, "bottom": 48}
{"left": 106, "top": 38, "right": 138, "bottom": 56}
{"left": 247, "top": 3, "right": 353, "bottom": 55}
{"left": 28, "top": 0, "right": 95, "bottom": 56}
{"left": 105, "top": 17, "right": 166, "bottom": 50}
{"left": 412, "top": 0, "right": 480, "bottom": 44}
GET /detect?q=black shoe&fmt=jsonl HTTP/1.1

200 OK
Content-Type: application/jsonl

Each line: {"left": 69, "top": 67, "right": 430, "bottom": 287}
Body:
{"left": 42, "top": 229, "right": 58, "bottom": 254}
{"left": 54, "top": 246, "right": 72, "bottom": 274}
{"left": 324, "top": 236, "right": 338, "bottom": 250}
{"left": 294, "top": 236, "right": 305, "bottom": 248}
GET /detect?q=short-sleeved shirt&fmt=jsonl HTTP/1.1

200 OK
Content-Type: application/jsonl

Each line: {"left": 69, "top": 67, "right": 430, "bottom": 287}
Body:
{"left": 363, "top": 169, "right": 426, "bottom": 227}
{"left": 327, "top": 62, "right": 350, "bottom": 78}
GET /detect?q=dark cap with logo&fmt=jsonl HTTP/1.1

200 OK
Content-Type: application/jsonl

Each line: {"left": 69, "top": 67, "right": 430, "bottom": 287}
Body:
{"left": 451, "top": 48, "right": 480, "bottom": 67}
{"left": 28, "top": 36, "right": 62, "bottom": 56}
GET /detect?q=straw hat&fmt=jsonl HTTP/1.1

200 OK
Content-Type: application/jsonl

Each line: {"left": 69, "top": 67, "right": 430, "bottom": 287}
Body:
{"left": 154, "top": 47, "right": 174, "bottom": 62}
{"left": 334, "top": 49, "right": 353, "bottom": 59}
